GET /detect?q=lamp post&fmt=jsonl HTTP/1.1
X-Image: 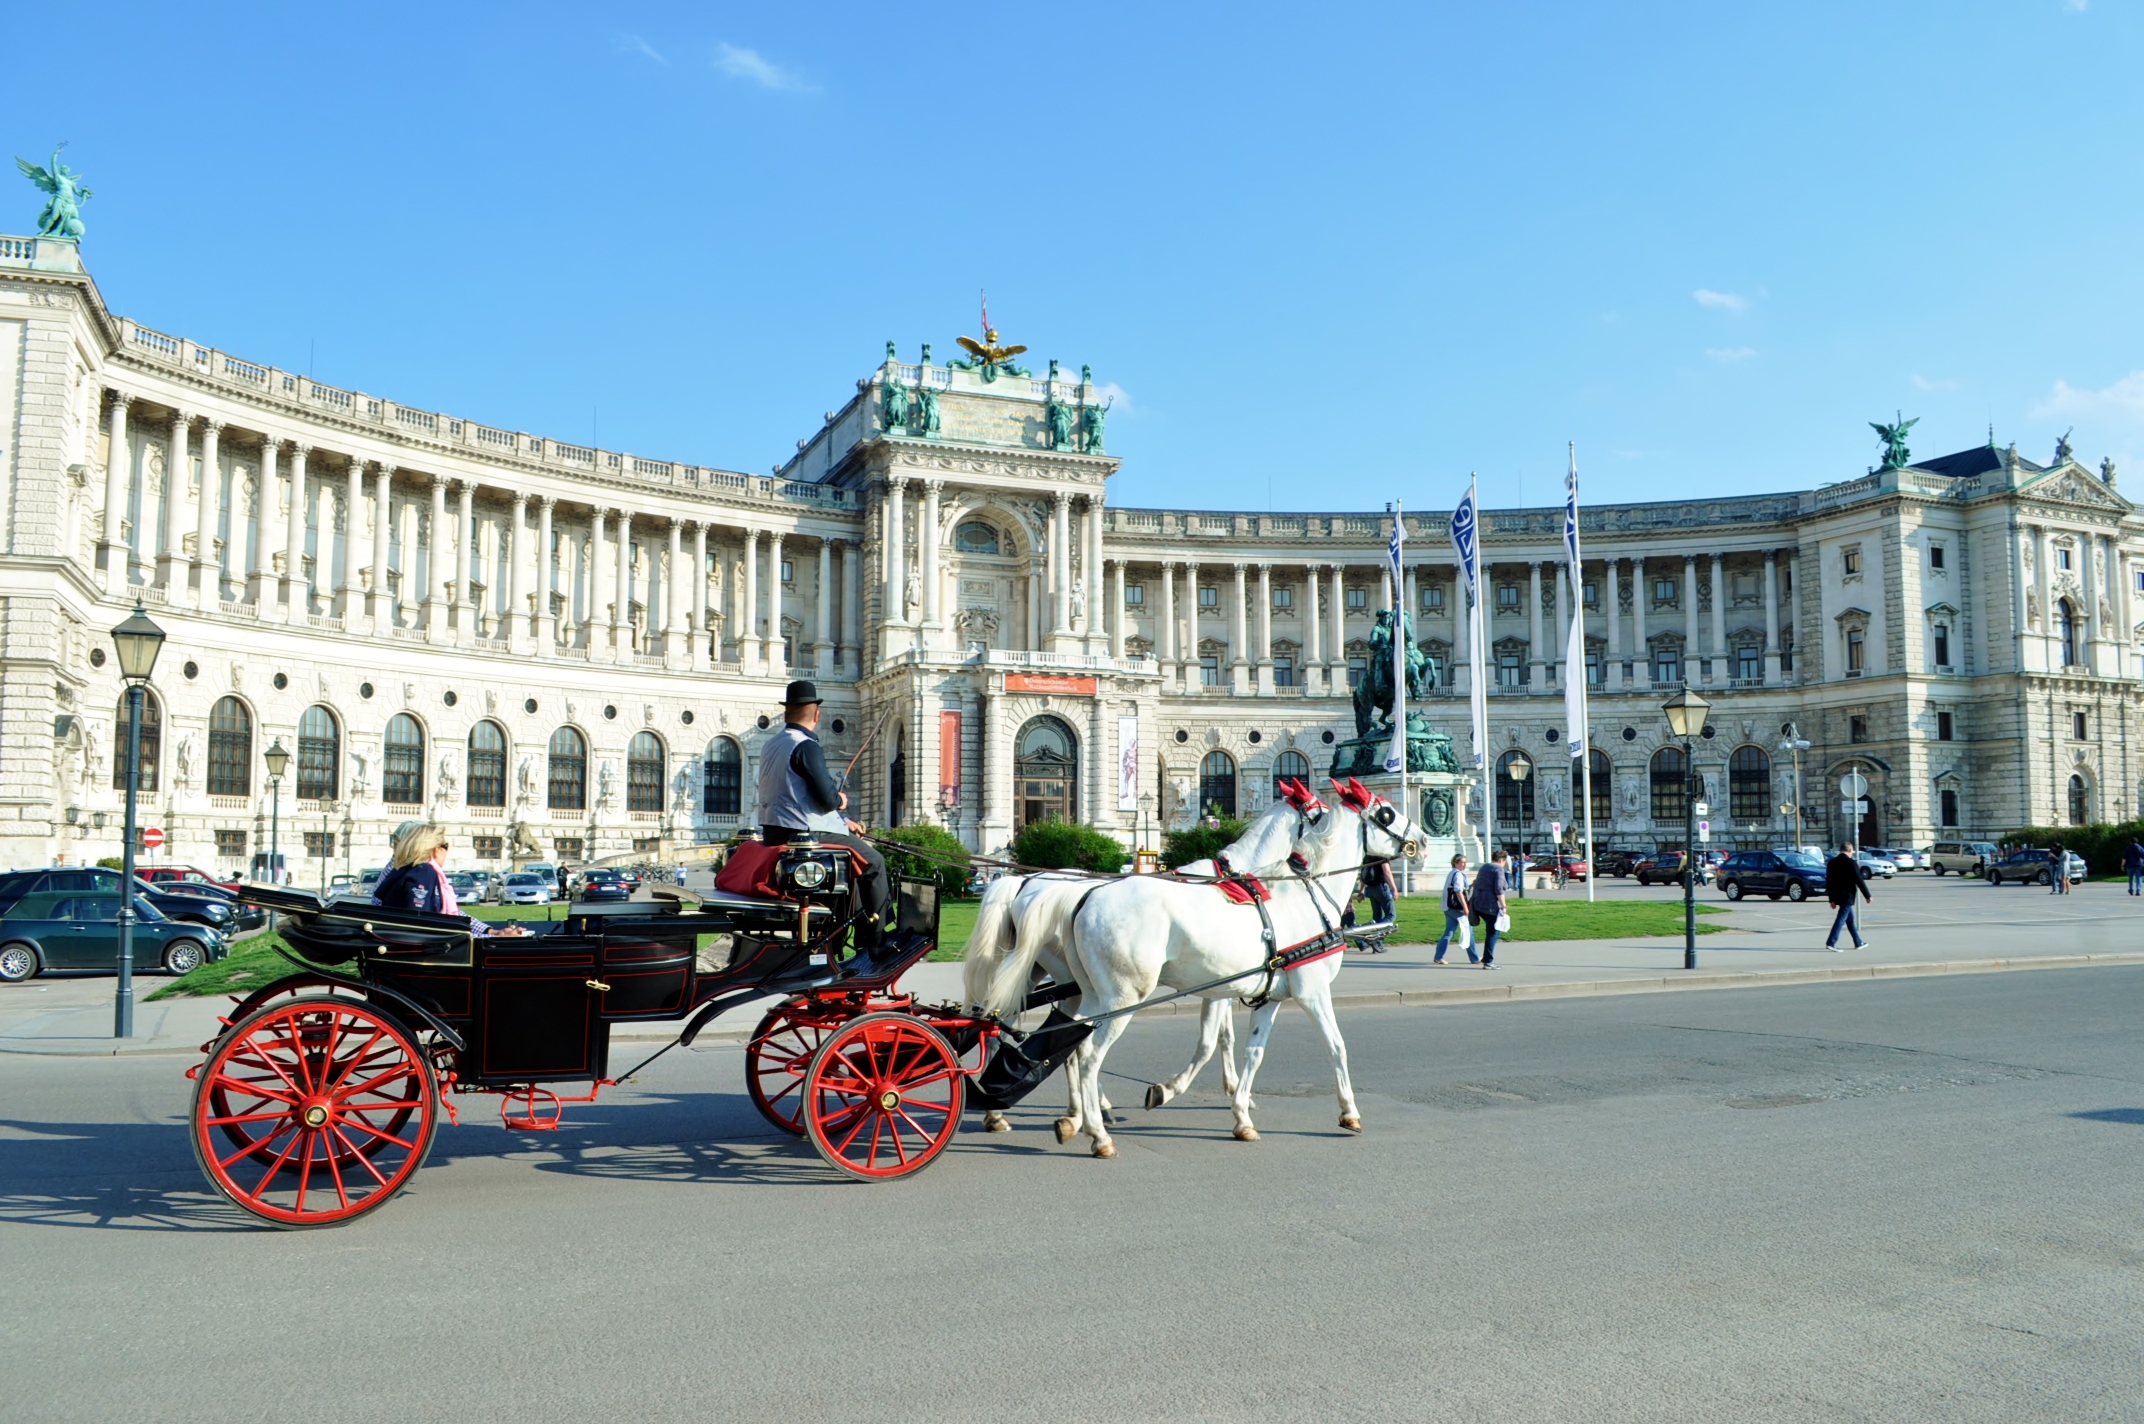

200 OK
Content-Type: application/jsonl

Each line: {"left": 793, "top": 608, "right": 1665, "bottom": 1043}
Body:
{"left": 263, "top": 740, "right": 290, "bottom": 888}
{"left": 1507, "top": 755, "right": 1531, "bottom": 898}
{"left": 1662, "top": 687, "right": 1711, "bottom": 970}
{"left": 109, "top": 605, "right": 167, "bottom": 1038}
{"left": 1777, "top": 722, "right": 1810, "bottom": 850}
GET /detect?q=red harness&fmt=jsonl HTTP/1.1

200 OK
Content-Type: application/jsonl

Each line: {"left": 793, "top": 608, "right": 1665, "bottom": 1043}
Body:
{"left": 1216, "top": 876, "right": 1271, "bottom": 906}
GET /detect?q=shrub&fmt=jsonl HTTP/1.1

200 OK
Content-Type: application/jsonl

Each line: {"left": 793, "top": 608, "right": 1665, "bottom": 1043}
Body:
{"left": 1161, "top": 818, "right": 1247, "bottom": 869}
{"left": 96, "top": 856, "right": 124, "bottom": 871}
{"left": 1999, "top": 820, "right": 2144, "bottom": 877}
{"left": 1011, "top": 820, "right": 1127, "bottom": 872}
{"left": 878, "top": 823, "right": 973, "bottom": 896}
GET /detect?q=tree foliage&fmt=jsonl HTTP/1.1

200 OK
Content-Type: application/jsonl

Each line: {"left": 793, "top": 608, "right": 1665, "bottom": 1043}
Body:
{"left": 1160, "top": 818, "right": 1248, "bottom": 869}
{"left": 1998, "top": 820, "right": 2144, "bottom": 876}
{"left": 878, "top": 823, "right": 973, "bottom": 895}
{"left": 1011, "top": 820, "right": 1127, "bottom": 872}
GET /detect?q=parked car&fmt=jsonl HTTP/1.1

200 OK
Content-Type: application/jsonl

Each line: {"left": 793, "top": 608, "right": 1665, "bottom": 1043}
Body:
{"left": 465, "top": 868, "right": 496, "bottom": 901}
{"left": 1984, "top": 848, "right": 2087, "bottom": 886}
{"left": 522, "top": 862, "right": 562, "bottom": 897}
{"left": 1593, "top": 850, "right": 1643, "bottom": 878}
{"left": 1717, "top": 849, "right": 1828, "bottom": 902}
{"left": 1872, "top": 847, "right": 1919, "bottom": 872}
{"left": 617, "top": 867, "right": 643, "bottom": 890}
{"left": 138, "top": 864, "right": 242, "bottom": 893}
{"left": 446, "top": 872, "right": 482, "bottom": 902}
{"left": 499, "top": 872, "right": 552, "bottom": 905}
{"left": 1928, "top": 841, "right": 2000, "bottom": 877}
{"left": 0, "top": 868, "right": 245, "bottom": 934}
{"left": 0, "top": 889, "right": 226, "bottom": 982}
{"left": 1854, "top": 851, "right": 1896, "bottom": 879}
{"left": 575, "top": 868, "right": 631, "bottom": 903}
{"left": 1633, "top": 851, "right": 1708, "bottom": 887}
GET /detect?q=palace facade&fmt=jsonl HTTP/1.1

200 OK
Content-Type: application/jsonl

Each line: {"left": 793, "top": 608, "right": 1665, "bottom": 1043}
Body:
{"left": 4, "top": 234, "right": 2142, "bottom": 880}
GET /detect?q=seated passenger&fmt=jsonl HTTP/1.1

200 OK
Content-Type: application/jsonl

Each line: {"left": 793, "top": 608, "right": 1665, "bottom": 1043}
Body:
{"left": 373, "top": 823, "right": 529, "bottom": 937}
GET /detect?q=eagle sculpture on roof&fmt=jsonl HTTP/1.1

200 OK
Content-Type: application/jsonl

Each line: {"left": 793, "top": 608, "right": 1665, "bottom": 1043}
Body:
{"left": 949, "top": 291, "right": 1031, "bottom": 381}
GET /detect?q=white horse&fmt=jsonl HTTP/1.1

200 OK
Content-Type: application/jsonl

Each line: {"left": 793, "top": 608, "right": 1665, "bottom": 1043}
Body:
{"left": 963, "top": 789, "right": 1327, "bottom": 1137}
{"left": 973, "top": 780, "right": 1424, "bottom": 1156}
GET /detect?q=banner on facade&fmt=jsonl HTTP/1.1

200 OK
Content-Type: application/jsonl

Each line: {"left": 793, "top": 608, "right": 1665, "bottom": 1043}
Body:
{"left": 939, "top": 710, "right": 962, "bottom": 809}
{"left": 1005, "top": 673, "right": 1098, "bottom": 695}
{"left": 1118, "top": 715, "right": 1139, "bottom": 810}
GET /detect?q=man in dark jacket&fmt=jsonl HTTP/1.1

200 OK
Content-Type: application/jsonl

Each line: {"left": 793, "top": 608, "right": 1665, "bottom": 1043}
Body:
{"left": 757, "top": 680, "right": 889, "bottom": 947}
{"left": 1824, "top": 842, "right": 1870, "bottom": 951}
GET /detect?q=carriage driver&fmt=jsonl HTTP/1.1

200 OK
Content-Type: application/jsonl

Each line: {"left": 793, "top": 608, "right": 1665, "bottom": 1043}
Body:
{"left": 758, "top": 680, "right": 890, "bottom": 949}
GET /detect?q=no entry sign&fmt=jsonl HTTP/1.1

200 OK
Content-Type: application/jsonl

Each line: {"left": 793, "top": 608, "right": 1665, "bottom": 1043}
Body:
{"left": 140, "top": 827, "right": 165, "bottom": 850}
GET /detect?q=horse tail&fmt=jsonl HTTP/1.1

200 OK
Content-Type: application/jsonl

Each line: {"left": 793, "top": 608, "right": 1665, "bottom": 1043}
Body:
{"left": 961, "top": 875, "right": 1027, "bottom": 1013}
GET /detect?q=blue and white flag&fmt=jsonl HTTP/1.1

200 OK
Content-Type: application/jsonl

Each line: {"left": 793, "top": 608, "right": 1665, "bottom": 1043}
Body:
{"left": 1384, "top": 507, "right": 1406, "bottom": 773}
{"left": 1448, "top": 481, "right": 1488, "bottom": 773}
{"left": 1563, "top": 444, "right": 1587, "bottom": 761}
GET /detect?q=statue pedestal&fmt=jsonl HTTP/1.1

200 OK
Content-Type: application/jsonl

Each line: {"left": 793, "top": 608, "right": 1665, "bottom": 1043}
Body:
{"left": 1329, "top": 718, "right": 1471, "bottom": 885}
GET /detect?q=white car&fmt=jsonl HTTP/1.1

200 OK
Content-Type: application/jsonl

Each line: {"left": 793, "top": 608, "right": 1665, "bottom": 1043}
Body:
{"left": 498, "top": 872, "right": 552, "bottom": 905}
{"left": 1854, "top": 851, "right": 1897, "bottom": 879}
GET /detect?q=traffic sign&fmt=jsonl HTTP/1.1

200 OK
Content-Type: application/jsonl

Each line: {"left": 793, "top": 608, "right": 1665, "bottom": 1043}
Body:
{"left": 1692, "top": 800, "right": 1710, "bottom": 817}
{"left": 1549, "top": 821, "right": 1563, "bottom": 842}
{"left": 1839, "top": 798, "right": 1869, "bottom": 817}
{"left": 1839, "top": 771, "right": 1868, "bottom": 799}
{"left": 140, "top": 827, "right": 164, "bottom": 850}
{"left": 1697, "top": 819, "right": 1711, "bottom": 843}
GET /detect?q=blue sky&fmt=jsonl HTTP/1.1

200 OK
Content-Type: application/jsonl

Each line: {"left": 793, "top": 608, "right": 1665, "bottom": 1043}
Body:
{"left": 8, "top": 2, "right": 2143, "bottom": 512}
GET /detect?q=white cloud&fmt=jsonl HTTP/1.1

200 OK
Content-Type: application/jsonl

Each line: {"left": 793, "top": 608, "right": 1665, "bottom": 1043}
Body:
{"left": 715, "top": 42, "right": 816, "bottom": 92}
{"left": 2035, "top": 370, "right": 2144, "bottom": 421}
{"left": 1093, "top": 381, "right": 1133, "bottom": 412}
{"left": 618, "top": 34, "right": 666, "bottom": 63}
{"left": 1693, "top": 288, "right": 1749, "bottom": 314}
{"left": 1911, "top": 373, "right": 1959, "bottom": 392}
{"left": 1705, "top": 346, "right": 1759, "bottom": 364}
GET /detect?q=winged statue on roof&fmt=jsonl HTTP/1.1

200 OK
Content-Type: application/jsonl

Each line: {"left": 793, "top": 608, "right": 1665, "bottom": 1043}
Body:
{"left": 16, "top": 145, "right": 91, "bottom": 240}
{"left": 949, "top": 290, "right": 1031, "bottom": 381}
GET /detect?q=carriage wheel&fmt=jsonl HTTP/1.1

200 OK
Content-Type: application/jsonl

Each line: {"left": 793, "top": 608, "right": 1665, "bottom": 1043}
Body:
{"left": 745, "top": 1005, "right": 837, "bottom": 1136}
{"left": 191, "top": 995, "right": 437, "bottom": 1228}
{"left": 802, "top": 1012, "right": 963, "bottom": 1181}
{"left": 208, "top": 981, "right": 422, "bottom": 1168}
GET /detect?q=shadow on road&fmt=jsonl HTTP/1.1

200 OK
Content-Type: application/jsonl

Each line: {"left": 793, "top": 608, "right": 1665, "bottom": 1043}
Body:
{"left": 2070, "top": 1107, "right": 2144, "bottom": 1125}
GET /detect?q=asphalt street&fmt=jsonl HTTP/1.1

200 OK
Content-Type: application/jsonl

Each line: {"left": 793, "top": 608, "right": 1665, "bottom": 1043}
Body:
{"left": 2, "top": 968, "right": 2140, "bottom": 1423}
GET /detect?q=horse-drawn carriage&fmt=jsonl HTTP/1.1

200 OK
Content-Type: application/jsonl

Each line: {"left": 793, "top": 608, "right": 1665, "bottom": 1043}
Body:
{"left": 186, "top": 841, "right": 1079, "bottom": 1228}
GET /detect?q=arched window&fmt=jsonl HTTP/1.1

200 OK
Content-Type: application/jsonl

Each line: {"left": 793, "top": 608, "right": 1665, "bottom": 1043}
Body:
{"left": 1495, "top": 751, "right": 1535, "bottom": 825}
{"left": 383, "top": 714, "right": 425, "bottom": 806}
{"left": 703, "top": 737, "right": 743, "bottom": 816}
{"left": 954, "top": 521, "right": 1000, "bottom": 555}
{"left": 207, "top": 696, "right": 251, "bottom": 797}
{"left": 1650, "top": 746, "right": 1689, "bottom": 822}
{"left": 627, "top": 731, "right": 665, "bottom": 812}
{"left": 297, "top": 706, "right": 339, "bottom": 801}
{"left": 1728, "top": 745, "right": 1771, "bottom": 823}
{"left": 1585, "top": 749, "right": 1613, "bottom": 824}
{"left": 1016, "top": 716, "right": 1079, "bottom": 826}
{"left": 2068, "top": 773, "right": 2088, "bottom": 826}
{"left": 113, "top": 691, "right": 163, "bottom": 794}
{"left": 2058, "top": 600, "right": 2079, "bottom": 666}
{"left": 1199, "top": 750, "right": 1238, "bottom": 819}
{"left": 548, "top": 727, "right": 587, "bottom": 811}
{"left": 467, "top": 721, "right": 507, "bottom": 808}
{"left": 1272, "top": 749, "right": 1311, "bottom": 800}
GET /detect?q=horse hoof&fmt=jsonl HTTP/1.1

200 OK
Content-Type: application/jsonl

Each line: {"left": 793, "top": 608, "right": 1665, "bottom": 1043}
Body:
{"left": 1339, "top": 1114, "right": 1363, "bottom": 1133}
{"left": 1054, "top": 1117, "right": 1077, "bottom": 1144}
{"left": 1233, "top": 1125, "right": 1260, "bottom": 1142}
{"left": 1144, "top": 1083, "right": 1167, "bottom": 1110}
{"left": 1093, "top": 1141, "right": 1117, "bottom": 1159}
{"left": 983, "top": 1112, "right": 1010, "bottom": 1133}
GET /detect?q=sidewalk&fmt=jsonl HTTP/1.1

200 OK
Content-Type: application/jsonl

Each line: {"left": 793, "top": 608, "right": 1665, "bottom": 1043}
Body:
{"left": 5, "top": 877, "right": 2138, "bottom": 1057}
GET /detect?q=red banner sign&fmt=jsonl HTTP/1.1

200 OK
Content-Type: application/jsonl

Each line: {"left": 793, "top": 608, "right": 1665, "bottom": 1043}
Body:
{"left": 1005, "top": 673, "right": 1098, "bottom": 695}
{"left": 939, "top": 710, "right": 962, "bottom": 807}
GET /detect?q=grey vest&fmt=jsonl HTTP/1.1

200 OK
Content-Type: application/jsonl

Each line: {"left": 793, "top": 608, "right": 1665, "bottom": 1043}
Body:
{"left": 757, "top": 724, "right": 844, "bottom": 834}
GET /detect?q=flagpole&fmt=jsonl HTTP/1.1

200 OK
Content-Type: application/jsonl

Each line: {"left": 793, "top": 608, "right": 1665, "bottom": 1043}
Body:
{"left": 1392, "top": 501, "right": 1410, "bottom": 897}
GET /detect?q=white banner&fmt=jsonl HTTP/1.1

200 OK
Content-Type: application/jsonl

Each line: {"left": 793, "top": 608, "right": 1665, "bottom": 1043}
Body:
{"left": 1385, "top": 506, "right": 1407, "bottom": 774}
{"left": 1118, "top": 715, "right": 1140, "bottom": 810}
{"left": 1449, "top": 480, "right": 1488, "bottom": 774}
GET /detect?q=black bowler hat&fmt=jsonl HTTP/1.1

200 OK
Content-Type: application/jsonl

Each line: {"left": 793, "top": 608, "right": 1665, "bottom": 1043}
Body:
{"left": 782, "top": 679, "right": 822, "bottom": 707}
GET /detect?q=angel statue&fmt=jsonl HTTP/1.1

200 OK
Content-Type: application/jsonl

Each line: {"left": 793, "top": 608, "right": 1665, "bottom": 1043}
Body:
{"left": 16, "top": 147, "right": 92, "bottom": 240}
{"left": 1870, "top": 412, "right": 1918, "bottom": 471}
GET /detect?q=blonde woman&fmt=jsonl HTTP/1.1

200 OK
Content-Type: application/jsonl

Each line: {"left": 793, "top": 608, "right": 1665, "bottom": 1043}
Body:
{"left": 371, "top": 822, "right": 528, "bottom": 936}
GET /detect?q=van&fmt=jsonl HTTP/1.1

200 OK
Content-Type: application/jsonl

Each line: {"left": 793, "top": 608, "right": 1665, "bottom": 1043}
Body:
{"left": 1928, "top": 841, "right": 1998, "bottom": 877}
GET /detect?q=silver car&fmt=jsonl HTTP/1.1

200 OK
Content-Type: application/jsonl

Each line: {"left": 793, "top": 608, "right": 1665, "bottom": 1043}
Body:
{"left": 1854, "top": 851, "right": 1897, "bottom": 879}
{"left": 498, "top": 872, "right": 551, "bottom": 905}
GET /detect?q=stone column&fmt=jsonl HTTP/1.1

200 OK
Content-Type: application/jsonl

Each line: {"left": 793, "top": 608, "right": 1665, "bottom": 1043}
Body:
{"left": 741, "top": 528, "right": 761, "bottom": 676}
{"left": 1256, "top": 564, "right": 1273, "bottom": 693}
{"left": 842, "top": 541, "right": 862, "bottom": 677}
{"left": 248, "top": 439, "right": 279, "bottom": 607}
{"left": 1089, "top": 695, "right": 1109, "bottom": 825}
{"left": 612, "top": 510, "right": 633, "bottom": 661}
{"left": 1683, "top": 554, "right": 1699, "bottom": 684}
{"left": 767, "top": 531, "right": 786, "bottom": 674}
{"left": 101, "top": 391, "right": 131, "bottom": 580}
{"left": 816, "top": 537, "right": 835, "bottom": 676}
{"left": 194, "top": 419, "right": 223, "bottom": 606}
{"left": 283, "top": 446, "right": 310, "bottom": 622}
{"left": 884, "top": 480, "right": 906, "bottom": 627}
{"left": 1086, "top": 500, "right": 1104, "bottom": 648}
{"left": 1111, "top": 559, "right": 1127, "bottom": 660}
{"left": 691, "top": 521, "right": 710, "bottom": 669}
{"left": 535, "top": 497, "right": 557, "bottom": 654}
{"left": 2035, "top": 525, "right": 2053, "bottom": 671}
{"left": 1185, "top": 560, "right": 1204, "bottom": 688}
{"left": 1404, "top": 565, "right": 1419, "bottom": 630}
{"left": 1632, "top": 557, "right": 1648, "bottom": 684}
{"left": 497, "top": 492, "right": 524, "bottom": 650}
{"left": 338, "top": 458, "right": 365, "bottom": 622}
{"left": 1763, "top": 550, "right": 1781, "bottom": 683}
{"left": 1303, "top": 561, "right": 1324, "bottom": 695}
{"left": 1228, "top": 563, "right": 1249, "bottom": 694}
{"left": 454, "top": 481, "right": 476, "bottom": 647}
{"left": 921, "top": 481, "right": 942, "bottom": 638}
{"left": 418, "top": 475, "right": 446, "bottom": 637}
{"left": 370, "top": 466, "right": 395, "bottom": 631}
{"left": 1051, "top": 492, "right": 1072, "bottom": 635}
{"left": 1158, "top": 562, "right": 1177, "bottom": 682}
{"left": 2085, "top": 531, "right": 2103, "bottom": 672}
{"left": 1527, "top": 561, "right": 1545, "bottom": 689}
{"left": 1328, "top": 564, "right": 1346, "bottom": 687}
{"left": 660, "top": 517, "right": 683, "bottom": 666}
{"left": 159, "top": 410, "right": 191, "bottom": 592}
{"left": 1604, "top": 556, "right": 1623, "bottom": 689}
{"left": 1709, "top": 554, "right": 1727, "bottom": 683}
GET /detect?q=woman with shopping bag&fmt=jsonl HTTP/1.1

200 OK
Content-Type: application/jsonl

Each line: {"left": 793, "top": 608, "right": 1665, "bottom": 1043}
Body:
{"left": 1433, "top": 853, "right": 1477, "bottom": 965}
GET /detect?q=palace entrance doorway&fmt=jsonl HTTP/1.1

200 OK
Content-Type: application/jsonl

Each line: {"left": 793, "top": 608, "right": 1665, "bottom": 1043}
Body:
{"left": 1016, "top": 716, "right": 1078, "bottom": 826}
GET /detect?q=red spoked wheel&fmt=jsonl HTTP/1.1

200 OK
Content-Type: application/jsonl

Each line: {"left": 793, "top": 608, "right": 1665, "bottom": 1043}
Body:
{"left": 190, "top": 995, "right": 438, "bottom": 1228}
{"left": 745, "top": 1004, "right": 840, "bottom": 1135}
{"left": 802, "top": 1011, "right": 963, "bottom": 1181}
{"left": 206, "top": 978, "right": 423, "bottom": 1167}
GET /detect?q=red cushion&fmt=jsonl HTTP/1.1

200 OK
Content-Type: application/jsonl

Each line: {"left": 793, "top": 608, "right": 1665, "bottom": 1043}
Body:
{"left": 714, "top": 842, "right": 788, "bottom": 899}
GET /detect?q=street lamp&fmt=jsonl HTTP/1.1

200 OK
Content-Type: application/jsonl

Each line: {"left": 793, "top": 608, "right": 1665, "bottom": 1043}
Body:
{"left": 1507, "top": 755, "right": 1532, "bottom": 899}
{"left": 263, "top": 739, "right": 290, "bottom": 894}
{"left": 1777, "top": 722, "right": 1811, "bottom": 851}
{"left": 109, "top": 604, "right": 166, "bottom": 1038}
{"left": 1662, "top": 687, "right": 1711, "bottom": 970}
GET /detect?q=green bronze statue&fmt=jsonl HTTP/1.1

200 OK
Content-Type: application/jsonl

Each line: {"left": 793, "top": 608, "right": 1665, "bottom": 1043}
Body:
{"left": 1353, "top": 609, "right": 1438, "bottom": 738}
{"left": 1044, "top": 397, "right": 1075, "bottom": 449}
{"left": 16, "top": 147, "right": 91, "bottom": 240}
{"left": 1871, "top": 412, "right": 1918, "bottom": 471}
{"left": 1079, "top": 400, "right": 1108, "bottom": 454}
{"left": 881, "top": 379, "right": 911, "bottom": 432}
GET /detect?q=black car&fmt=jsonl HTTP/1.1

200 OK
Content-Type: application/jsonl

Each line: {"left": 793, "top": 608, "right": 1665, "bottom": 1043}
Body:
{"left": 1593, "top": 850, "right": 1642, "bottom": 878}
{"left": 140, "top": 877, "right": 267, "bottom": 930}
{"left": 0, "top": 867, "right": 244, "bottom": 934}
{"left": 1716, "top": 850, "right": 1827, "bottom": 902}
{"left": 575, "top": 869, "right": 632, "bottom": 903}
{"left": 1633, "top": 851, "right": 1708, "bottom": 887}
{"left": 0, "top": 889, "right": 228, "bottom": 981}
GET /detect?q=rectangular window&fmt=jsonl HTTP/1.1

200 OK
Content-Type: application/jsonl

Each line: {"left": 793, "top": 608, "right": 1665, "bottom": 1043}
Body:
{"left": 215, "top": 829, "right": 247, "bottom": 857}
{"left": 1582, "top": 581, "right": 1599, "bottom": 608}
{"left": 1421, "top": 584, "right": 1445, "bottom": 611}
{"left": 1933, "top": 625, "right": 1950, "bottom": 667}
{"left": 1845, "top": 629, "right": 1865, "bottom": 674}
{"left": 2057, "top": 548, "right": 2072, "bottom": 571}
{"left": 304, "top": 832, "right": 335, "bottom": 858}
{"left": 1735, "top": 645, "right": 1761, "bottom": 680}
{"left": 1345, "top": 587, "right": 1367, "bottom": 610}
{"left": 1497, "top": 584, "right": 1521, "bottom": 610}
{"left": 1842, "top": 547, "right": 1861, "bottom": 577}
{"left": 1585, "top": 648, "right": 1601, "bottom": 687}
{"left": 1929, "top": 544, "right": 1946, "bottom": 570}
{"left": 780, "top": 559, "right": 794, "bottom": 583}
{"left": 1936, "top": 711, "right": 1953, "bottom": 741}
{"left": 1849, "top": 714, "right": 1868, "bottom": 743}
{"left": 472, "top": 836, "right": 503, "bottom": 860}
{"left": 1652, "top": 578, "right": 1677, "bottom": 604}
{"left": 2135, "top": 570, "right": 2144, "bottom": 595}
{"left": 1272, "top": 586, "right": 1293, "bottom": 610}
{"left": 1197, "top": 585, "right": 1218, "bottom": 608}
{"left": 1273, "top": 657, "right": 1295, "bottom": 688}
{"left": 1124, "top": 583, "right": 1145, "bottom": 606}
{"left": 1347, "top": 657, "right": 1366, "bottom": 689}
{"left": 1940, "top": 788, "right": 1959, "bottom": 827}
{"left": 782, "top": 637, "right": 794, "bottom": 663}
{"left": 2073, "top": 711, "right": 2089, "bottom": 740}
{"left": 1652, "top": 647, "right": 1679, "bottom": 684}
{"left": 1779, "top": 634, "right": 1794, "bottom": 673}
{"left": 1497, "top": 651, "right": 1523, "bottom": 687}
{"left": 554, "top": 837, "right": 585, "bottom": 862}
{"left": 1199, "top": 655, "right": 1221, "bottom": 686}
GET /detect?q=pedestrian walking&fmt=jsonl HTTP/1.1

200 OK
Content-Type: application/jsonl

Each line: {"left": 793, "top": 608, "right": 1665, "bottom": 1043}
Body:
{"left": 1433, "top": 853, "right": 1478, "bottom": 964}
{"left": 1363, "top": 857, "right": 1397, "bottom": 929}
{"left": 2125, "top": 837, "right": 2144, "bottom": 897}
{"left": 1469, "top": 848, "right": 1512, "bottom": 969}
{"left": 1824, "top": 841, "right": 1870, "bottom": 951}
{"left": 2050, "top": 840, "right": 2071, "bottom": 895}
